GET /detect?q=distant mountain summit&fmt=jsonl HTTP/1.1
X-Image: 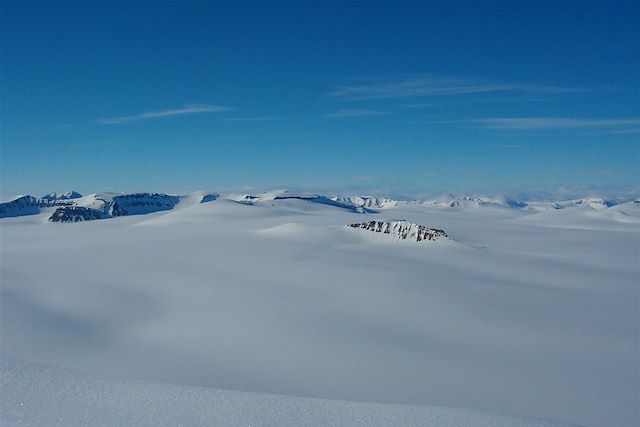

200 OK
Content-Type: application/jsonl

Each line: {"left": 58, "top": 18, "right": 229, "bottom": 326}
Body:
{"left": 331, "top": 195, "right": 398, "bottom": 209}
{"left": 0, "top": 188, "right": 635, "bottom": 221}
{"left": 41, "top": 191, "right": 83, "bottom": 201}
{"left": 49, "top": 206, "right": 109, "bottom": 222}
{"left": 0, "top": 196, "right": 40, "bottom": 218}
{"left": 552, "top": 197, "right": 612, "bottom": 210}
{"left": 229, "top": 190, "right": 372, "bottom": 213}
{"left": 49, "top": 192, "right": 181, "bottom": 222}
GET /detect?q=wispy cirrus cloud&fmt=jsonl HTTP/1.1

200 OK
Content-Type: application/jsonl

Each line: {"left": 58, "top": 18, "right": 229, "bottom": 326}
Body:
{"left": 589, "top": 169, "right": 638, "bottom": 177}
{"left": 94, "top": 104, "right": 233, "bottom": 125}
{"left": 222, "top": 116, "right": 286, "bottom": 122}
{"left": 466, "top": 117, "right": 640, "bottom": 131}
{"left": 493, "top": 144, "right": 523, "bottom": 148}
{"left": 391, "top": 103, "right": 436, "bottom": 110}
{"left": 326, "top": 75, "right": 584, "bottom": 101}
{"left": 323, "top": 108, "right": 388, "bottom": 118}
{"left": 353, "top": 175, "right": 376, "bottom": 181}
{"left": 610, "top": 127, "right": 640, "bottom": 134}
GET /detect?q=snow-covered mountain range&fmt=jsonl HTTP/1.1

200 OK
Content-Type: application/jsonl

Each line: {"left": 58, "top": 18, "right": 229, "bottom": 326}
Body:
{"left": 0, "top": 189, "right": 635, "bottom": 222}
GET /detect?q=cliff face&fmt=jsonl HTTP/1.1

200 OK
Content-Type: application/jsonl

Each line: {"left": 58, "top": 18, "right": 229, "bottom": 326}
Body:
{"left": 107, "top": 193, "right": 180, "bottom": 217}
{"left": 49, "top": 206, "right": 108, "bottom": 222}
{"left": 348, "top": 220, "right": 447, "bottom": 242}
{"left": 0, "top": 196, "right": 41, "bottom": 218}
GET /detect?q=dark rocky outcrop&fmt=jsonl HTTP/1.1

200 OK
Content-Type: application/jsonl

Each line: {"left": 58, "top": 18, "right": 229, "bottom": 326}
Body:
{"left": 49, "top": 206, "right": 107, "bottom": 222}
{"left": 108, "top": 193, "right": 180, "bottom": 217}
{"left": 348, "top": 220, "right": 447, "bottom": 242}
{"left": 201, "top": 193, "right": 219, "bottom": 203}
{"left": 0, "top": 196, "right": 41, "bottom": 218}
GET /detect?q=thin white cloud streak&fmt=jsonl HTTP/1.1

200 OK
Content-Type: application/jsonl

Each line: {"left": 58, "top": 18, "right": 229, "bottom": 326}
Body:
{"left": 392, "top": 103, "right": 436, "bottom": 110}
{"left": 611, "top": 127, "right": 640, "bottom": 134}
{"left": 590, "top": 169, "right": 638, "bottom": 177}
{"left": 353, "top": 175, "right": 376, "bottom": 181}
{"left": 470, "top": 117, "right": 640, "bottom": 130}
{"left": 94, "top": 104, "right": 233, "bottom": 125}
{"left": 323, "top": 109, "right": 387, "bottom": 118}
{"left": 222, "top": 116, "right": 285, "bottom": 122}
{"left": 326, "top": 75, "right": 584, "bottom": 101}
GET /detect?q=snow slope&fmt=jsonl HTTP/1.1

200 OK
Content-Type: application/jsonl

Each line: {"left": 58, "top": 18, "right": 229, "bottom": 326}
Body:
{"left": 0, "top": 358, "right": 579, "bottom": 427}
{"left": 1, "top": 191, "right": 638, "bottom": 427}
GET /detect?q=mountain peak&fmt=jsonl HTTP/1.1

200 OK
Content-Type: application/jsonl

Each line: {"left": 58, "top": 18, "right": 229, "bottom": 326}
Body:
{"left": 41, "top": 191, "right": 83, "bottom": 201}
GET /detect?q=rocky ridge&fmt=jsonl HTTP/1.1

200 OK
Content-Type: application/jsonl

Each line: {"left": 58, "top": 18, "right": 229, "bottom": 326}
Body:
{"left": 348, "top": 220, "right": 448, "bottom": 242}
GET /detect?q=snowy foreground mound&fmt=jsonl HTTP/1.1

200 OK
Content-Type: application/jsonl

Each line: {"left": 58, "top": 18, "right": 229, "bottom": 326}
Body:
{"left": 348, "top": 220, "right": 448, "bottom": 242}
{"left": 1, "top": 358, "right": 578, "bottom": 427}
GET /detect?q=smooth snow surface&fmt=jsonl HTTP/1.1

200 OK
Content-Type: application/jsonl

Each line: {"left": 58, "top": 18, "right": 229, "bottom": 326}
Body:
{"left": 0, "top": 358, "right": 579, "bottom": 427}
{"left": 1, "top": 193, "right": 638, "bottom": 427}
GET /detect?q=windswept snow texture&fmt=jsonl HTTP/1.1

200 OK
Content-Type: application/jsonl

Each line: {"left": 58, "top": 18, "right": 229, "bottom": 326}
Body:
{"left": 1, "top": 190, "right": 639, "bottom": 427}
{"left": 348, "top": 220, "right": 448, "bottom": 242}
{"left": 0, "top": 358, "right": 578, "bottom": 427}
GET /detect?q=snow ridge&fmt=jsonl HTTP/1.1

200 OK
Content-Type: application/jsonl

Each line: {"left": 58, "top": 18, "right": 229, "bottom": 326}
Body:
{"left": 552, "top": 197, "right": 612, "bottom": 210}
{"left": 331, "top": 195, "right": 398, "bottom": 209}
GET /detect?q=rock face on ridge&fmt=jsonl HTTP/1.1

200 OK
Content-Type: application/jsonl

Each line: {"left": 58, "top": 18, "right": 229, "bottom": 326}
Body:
{"left": 200, "top": 193, "right": 219, "bottom": 203}
{"left": 0, "top": 196, "right": 41, "bottom": 218}
{"left": 108, "top": 193, "right": 180, "bottom": 217}
{"left": 49, "top": 206, "right": 108, "bottom": 222}
{"left": 348, "top": 220, "right": 448, "bottom": 242}
{"left": 0, "top": 193, "right": 83, "bottom": 218}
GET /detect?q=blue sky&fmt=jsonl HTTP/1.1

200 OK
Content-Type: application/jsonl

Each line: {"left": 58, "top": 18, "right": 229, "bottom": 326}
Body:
{"left": 2, "top": 0, "right": 638, "bottom": 197}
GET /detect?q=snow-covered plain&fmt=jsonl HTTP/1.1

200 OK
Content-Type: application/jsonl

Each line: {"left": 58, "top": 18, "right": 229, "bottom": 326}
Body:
{"left": 1, "top": 192, "right": 638, "bottom": 426}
